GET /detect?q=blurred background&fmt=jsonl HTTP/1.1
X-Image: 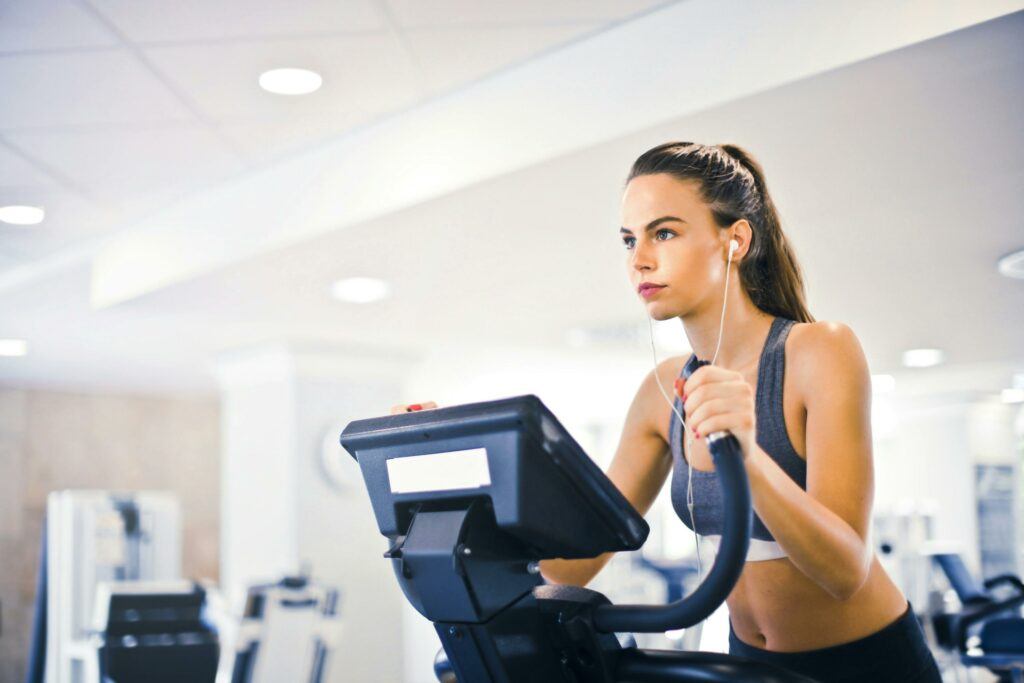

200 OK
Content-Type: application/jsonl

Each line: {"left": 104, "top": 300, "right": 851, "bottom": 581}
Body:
{"left": 1, "top": 1, "right": 1022, "bottom": 682}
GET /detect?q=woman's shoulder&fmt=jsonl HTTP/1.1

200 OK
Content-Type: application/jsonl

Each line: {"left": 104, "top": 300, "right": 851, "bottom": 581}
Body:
{"left": 631, "top": 355, "right": 691, "bottom": 443}
{"left": 785, "top": 319, "right": 870, "bottom": 400}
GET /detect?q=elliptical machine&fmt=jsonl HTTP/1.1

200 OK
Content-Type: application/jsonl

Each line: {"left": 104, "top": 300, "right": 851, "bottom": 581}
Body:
{"left": 341, "top": 374, "right": 817, "bottom": 681}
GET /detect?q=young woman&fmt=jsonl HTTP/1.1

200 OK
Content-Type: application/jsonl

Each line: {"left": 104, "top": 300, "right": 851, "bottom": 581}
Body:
{"left": 393, "top": 142, "right": 943, "bottom": 683}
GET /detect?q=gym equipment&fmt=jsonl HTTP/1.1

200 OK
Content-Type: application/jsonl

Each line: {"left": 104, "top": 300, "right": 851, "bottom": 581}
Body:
{"left": 31, "top": 490, "right": 186, "bottom": 683}
{"left": 230, "top": 575, "right": 342, "bottom": 683}
{"left": 91, "top": 580, "right": 219, "bottom": 683}
{"left": 930, "top": 552, "right": 1024, "bottom": 682}
{"left": 341, "top": 385, "right": 818, "bottom": 681}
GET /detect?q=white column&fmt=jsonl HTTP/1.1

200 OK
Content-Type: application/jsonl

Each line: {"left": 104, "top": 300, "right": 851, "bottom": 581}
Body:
{"left": 215, "top": 343, "right": 417, "bottom": 683}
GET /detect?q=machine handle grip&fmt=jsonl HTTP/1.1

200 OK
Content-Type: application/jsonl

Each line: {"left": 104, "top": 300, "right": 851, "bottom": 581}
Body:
{"left": 983, "top": 574, "right": 1024, "bottom": 595}
{"left": 593, "top": 430, "right": 751, "bottom": 633}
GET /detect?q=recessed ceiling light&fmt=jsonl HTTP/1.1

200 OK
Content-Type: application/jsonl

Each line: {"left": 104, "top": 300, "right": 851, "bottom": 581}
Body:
{"left": 0, "top": 205, "right": 45, "bottom": 225}
{"left": 1001, "top": 388, "right": 1024, "bottom": 404}
{"left": 0, "top": 339, "right": 28, "bottom": 357}
{"left": 902, "top": 348, "right": 944, "bottom": 368}
{"left": 330, "top": 277, "right": 390, "bottom": 304}
{"left": 997, "top": 248, "right": 1024, "bottom": 279}
{"left": 871, "top": 374, "right": 896, "bottom": 394}
{"left": 258, "top": 68, "right": 322, "bottom": 95}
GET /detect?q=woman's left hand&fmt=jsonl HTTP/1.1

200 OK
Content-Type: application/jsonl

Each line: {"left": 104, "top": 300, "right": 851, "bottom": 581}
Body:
{"left": 675, "top": 365, "right": 757, "bottom": 460}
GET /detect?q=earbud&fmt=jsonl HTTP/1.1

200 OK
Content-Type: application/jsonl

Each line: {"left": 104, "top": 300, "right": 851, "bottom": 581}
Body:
{"left": 729, "top": 239, "right": 739, "bottom": 255}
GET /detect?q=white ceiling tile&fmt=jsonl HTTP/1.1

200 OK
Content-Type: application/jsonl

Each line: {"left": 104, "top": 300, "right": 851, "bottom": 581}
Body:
{"left": 0, "top": 190, "right": 114, "bottom": 261}
{"left": 0, "top": 248, "right": 23, "bottom": 271}
{"left": 0, "top": 49, "right": 196, "bottom": 129}
{"left": 142, "top": 35, "right": 424, "bottom": 121}
{"left": 404, "top": 23, "right": 600, "bottom": 94}
{"left": 5, "top": 124, "right": 247, "bottom": 206}
{"left": 89, "top": 0, "right": 386, "bottom": 43}
{"left": 386, "top": 0, "right": 669, "bottom": 28}
{"left": 218, "top": 108, "right": 378, "bottom": 166}
{"left": 0, "top": 0, "right": 120, "bottom": 53}
{"left": 0, "top": 144, "right": 60, "bottom": 186}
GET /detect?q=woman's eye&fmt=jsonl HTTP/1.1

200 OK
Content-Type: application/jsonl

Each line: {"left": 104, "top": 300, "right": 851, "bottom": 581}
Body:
{"left": 622, "top": 229, "right": 674, "bottom": 250}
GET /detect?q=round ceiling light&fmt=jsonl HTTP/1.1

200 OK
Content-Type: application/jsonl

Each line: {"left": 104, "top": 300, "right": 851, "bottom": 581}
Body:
{"left": 0, "top": 205, "right": 45, "bottom": 225}
{"left": 997, "top": 248, "right": 1024, "bottom": 279}
{"left": 258, "top": 68, "right": 323, "bottom": 95}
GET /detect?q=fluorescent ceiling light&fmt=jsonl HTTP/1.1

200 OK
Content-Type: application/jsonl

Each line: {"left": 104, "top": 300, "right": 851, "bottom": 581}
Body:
{"left": 0, "top": 339, "right": 28, "bottom": 356}
{"left": 0, "top": 205, "right": 44, "bottom": 225}
{"left": 1001, "top": 389, "right": 1024, "bottom": 404}
{"left": 259, "top": 68, "right": 322, "bottom": 95}
{"left": 902, "top": 348, "right": 944, "bottom": 368}
{"left": 330, "top": 277, "right": 390, "bottom": 304}
{"left": 997, "top": 248, "right": 1024, "bottom": 279}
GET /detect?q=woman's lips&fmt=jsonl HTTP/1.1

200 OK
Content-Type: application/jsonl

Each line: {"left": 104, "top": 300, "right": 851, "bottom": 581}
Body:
{"left": 639, "top": 285, "right": 666, "bottom": 299}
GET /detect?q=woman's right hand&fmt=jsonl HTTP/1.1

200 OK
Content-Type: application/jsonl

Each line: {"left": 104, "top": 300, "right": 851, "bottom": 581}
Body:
{"left": 390, "top": 401, "right": 439, "bottom": 415}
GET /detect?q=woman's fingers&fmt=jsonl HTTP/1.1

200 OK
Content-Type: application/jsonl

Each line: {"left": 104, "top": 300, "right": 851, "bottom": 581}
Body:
{"left": 681, "top": 380, "right": 749, "bottom": 404}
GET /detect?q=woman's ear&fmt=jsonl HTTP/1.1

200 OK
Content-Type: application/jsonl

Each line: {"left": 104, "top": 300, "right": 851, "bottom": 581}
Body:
{"left": 726, "top": 219, "right": 753, "bottom": 259}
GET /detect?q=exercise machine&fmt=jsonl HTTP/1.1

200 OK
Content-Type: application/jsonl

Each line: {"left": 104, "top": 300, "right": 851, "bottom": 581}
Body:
{"left": 29, "top": 490, "right": 206, "bottom": 683}
{"left": 341, "top": 385, "right": 818, "bottom": 682}
{"left": 91, "top": 580, "right": 219, "bottom": 683}
{"left": 230, "top": 575, "right": 342, "bottom": 683}
{"left": 930, "top": 551, "right": 1024, "bottom": 682}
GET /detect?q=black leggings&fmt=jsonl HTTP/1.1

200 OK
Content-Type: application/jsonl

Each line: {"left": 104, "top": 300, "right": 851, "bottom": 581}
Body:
{"left": 727, "top": 602, "right": 943, "bottom": 683}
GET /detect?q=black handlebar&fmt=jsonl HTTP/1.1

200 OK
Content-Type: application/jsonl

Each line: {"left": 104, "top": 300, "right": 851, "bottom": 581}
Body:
{"left": 592, "top": 429, "right": 751, "bottom": 633}
{"left": 593, "top": 355, "right": 752, "bottom": 633}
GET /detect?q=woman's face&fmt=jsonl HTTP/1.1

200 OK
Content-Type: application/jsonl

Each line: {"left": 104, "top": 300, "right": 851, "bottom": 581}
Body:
{"left": 620, "top": 173, "right": 729, "bottom": 321}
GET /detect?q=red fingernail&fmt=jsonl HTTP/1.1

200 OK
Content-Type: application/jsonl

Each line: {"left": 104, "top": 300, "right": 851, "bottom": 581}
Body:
{"left": 408, "top": 404, "right": 422, "bottom": 411}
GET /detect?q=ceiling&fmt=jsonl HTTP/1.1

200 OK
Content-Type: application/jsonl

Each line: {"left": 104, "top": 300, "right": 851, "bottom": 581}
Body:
{"left": 0, "top": 0, "right": 668, "bottom": 267}
{"left": 0, "top": 3, "right": 1022, "bottom": 394}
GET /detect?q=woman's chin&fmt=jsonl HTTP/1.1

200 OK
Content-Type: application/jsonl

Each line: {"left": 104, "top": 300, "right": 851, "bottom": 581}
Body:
{"left": 647, "top": 305, "right": 681, "bottom": 322}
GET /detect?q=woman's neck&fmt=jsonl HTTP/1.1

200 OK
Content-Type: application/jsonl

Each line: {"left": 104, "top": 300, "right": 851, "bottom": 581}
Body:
{"left": 681, "top": 291, "right": 774, "bottom": 371}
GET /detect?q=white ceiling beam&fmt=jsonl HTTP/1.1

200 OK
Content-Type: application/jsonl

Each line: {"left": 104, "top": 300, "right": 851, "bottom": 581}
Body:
{"left": 88, "top": 0, "right": 1023, "bottom": 308}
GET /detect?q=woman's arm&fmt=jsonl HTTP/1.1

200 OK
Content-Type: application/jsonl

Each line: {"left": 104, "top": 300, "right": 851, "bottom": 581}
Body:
{"left": 539, "top": 361, "right": 677, "bottom": 587}
{"left": 744, "top": 322, "right": 874, "bottom": 600}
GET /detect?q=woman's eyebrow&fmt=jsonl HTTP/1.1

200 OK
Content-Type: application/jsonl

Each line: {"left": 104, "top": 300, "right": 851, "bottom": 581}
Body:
{"left": 619, "top": 216, "right": 687, "bottom": 235}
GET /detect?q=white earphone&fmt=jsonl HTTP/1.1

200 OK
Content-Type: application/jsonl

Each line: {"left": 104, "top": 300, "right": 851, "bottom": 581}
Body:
{"left": 642, "top": 232, "right": 740, "bottom": 588}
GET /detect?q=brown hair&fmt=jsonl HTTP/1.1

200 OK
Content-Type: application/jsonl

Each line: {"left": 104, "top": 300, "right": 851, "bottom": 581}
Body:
{"left": 626, "top": 142, "right": 814, "bottom": 323}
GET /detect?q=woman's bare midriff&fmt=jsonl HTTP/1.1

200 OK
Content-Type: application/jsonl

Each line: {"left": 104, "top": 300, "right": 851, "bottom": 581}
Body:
{"left": 653, "top": 347, "right": 908, "bottom": 652}
{"left": 725, "top": 555, "right": 908, "bottom": 651}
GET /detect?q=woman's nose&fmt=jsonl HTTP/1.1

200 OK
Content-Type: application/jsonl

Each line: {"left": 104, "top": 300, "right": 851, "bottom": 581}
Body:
{"left": 631, "top": 240, "right": 654, "bottom": 269}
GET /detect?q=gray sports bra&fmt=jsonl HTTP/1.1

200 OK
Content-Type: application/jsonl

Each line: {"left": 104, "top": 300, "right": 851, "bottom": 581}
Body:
{"left": 669, "top": 316, "right": 807, "bottom": 561}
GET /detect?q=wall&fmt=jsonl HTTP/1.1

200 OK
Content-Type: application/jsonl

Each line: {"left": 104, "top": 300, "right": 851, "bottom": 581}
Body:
{"left": 0, "top": 387, "right": 220, "bottom": 683}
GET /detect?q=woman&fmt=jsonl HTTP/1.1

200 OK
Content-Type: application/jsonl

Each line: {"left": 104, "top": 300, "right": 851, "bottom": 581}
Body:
{"left": 393, "top": 142, "right": 942, "bottom": 683}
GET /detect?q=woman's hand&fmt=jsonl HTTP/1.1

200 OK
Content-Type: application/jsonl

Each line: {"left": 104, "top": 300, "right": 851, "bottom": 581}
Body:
{"left": 676, "top": 365, "right": 756, "bottom": 460}
{"left": 389, "top": 401, "right": 438, "bottom": 415}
